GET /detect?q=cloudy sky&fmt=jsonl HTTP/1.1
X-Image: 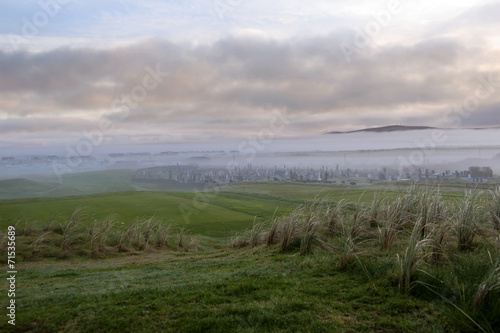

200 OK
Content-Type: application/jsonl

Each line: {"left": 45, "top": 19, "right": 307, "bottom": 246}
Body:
{"left": 1, "top": 0, "right": 500, "bottom": 152}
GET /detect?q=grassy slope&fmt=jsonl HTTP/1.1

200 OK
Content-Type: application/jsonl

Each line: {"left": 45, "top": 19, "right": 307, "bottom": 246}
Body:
{"left": 0, "top": 170, "right": 137, "bottom": 199}
{"left": 0, "top": 178, "right": 50, "bottom": 198}
{"left": 0, "top": 191, "right": 285, "bottom": 238}
{"left": 2, "top": 249, "right": 442, "bottom": 333}
{"left": 0, "top": 183, "right": 389, "bottom": 237}
{"left": 0, "top": 169, "right": 203, "bottom": 200}
{"left": 0, "top": 182, "right": 474, "bottom": 237}
{"left": 2, "top": 182, "right": 497, "bottom": 331}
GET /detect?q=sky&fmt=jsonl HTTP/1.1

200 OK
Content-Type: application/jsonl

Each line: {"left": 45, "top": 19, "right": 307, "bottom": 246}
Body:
{"left": 0, "top": 0, "right": 500, "bottom": 152}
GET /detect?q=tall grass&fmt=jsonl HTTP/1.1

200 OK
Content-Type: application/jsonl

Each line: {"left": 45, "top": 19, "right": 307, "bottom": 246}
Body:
{"left": 249, "top": 218, "right": 266, "bottom": 247}
{"left": 325, "top": 199, "right": 347, "bottom": 237}
{"left": 233, "top": 198, "right": 349, "bottom": 254}
{"left": 124, "top": 217, "right": 165, "bottom": 250}
{"left": 368, "top": 194, "right": 385, "bottom": 228}
{"left": 428, "top": 223, "right": 450, "bottom": 264}
{"left": 473, "top": 256, "right": 500, "bottom": 310}
{"left": 279, "top": 202, "right": 325, "bottom": 253}
{"left": 280, "top": 207, "right": 303, "bottom": 252}
{"left": 379, "top": 223, "right": 397, "bottom": 251}
{"left": 379, "top": 203, "right": 401, "bottom": 251}
{"left": 27, "top": 232, "right": 51, "bottom": 259}
{"left": 300, "top": 214, "right": 320, "bottom": 255}
{"left": 89, "top": 216, "right": 115, "bottom": 258}
{"left": 418, "top": 251, "right": 499, "bottom": 332}
{"left": 336, "top": 219, "right": 362, "bottom": 270}
{"left": 420, "top": 189, "right": 447, "bottom": 239}
{"left": 155, "top": 223, "right": 171, "bottom": 249}
{"left": 488, "top": 190, "right": 500, "bottom": 231}
{"left": 14, "top": 219, "right": 39, "bottom": 236}
{"left": 229, "top": 234, "right": 249, "bottom": 248}
{"left": 266, "top": 217, "right": 281, "bottom": 246}
{"left": 496, "top": 235, "right": 499, "bottom": 258}
{"left": 61, "top": 208, "right": 85, "bottom": 250}
{"left": 455, "top": 191, "right": 482, "bottom": 251}
{"left": 398, "top": 218, "right": 431, "bottom": 295}
{"left": 230, "top": 219, "right": 267, "bottom": 248}
{"left": 2, "top": 210, "right": 179, "bottom": 259}
{"left": 385, "top": 197, "right": 410, "bottom": 230}
{"left": 23, "top": 221, "right": 39, "bottom": 236}
{"left": 126, "top": 219, "right": 146, "bottom": 250}
{"left": 394, "top": 183, "right": 422, "bottom": 227}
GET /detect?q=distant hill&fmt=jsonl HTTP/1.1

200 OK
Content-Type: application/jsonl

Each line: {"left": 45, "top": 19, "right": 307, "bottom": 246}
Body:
{"left": 0, "top": 170, "right": 137, "bottom": 200}
{"left": 0, "top": 170, "right": 202, "bottom": 200}
{"left": 326, "top": 125, "right": 436, "bottom": 134}
{"left": 0, "top": 178, "right": 48, "bottom": 195}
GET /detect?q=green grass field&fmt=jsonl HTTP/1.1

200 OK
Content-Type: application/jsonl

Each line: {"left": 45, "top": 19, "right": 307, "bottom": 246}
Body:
{"left": 3, "top": 250, "right": 444, "bottom": 332}
{"left": 0, "top": 190, "right": 300, "bottom": 238}
{"left": 1, "top": 175, "right": 500, "bottom": 332}
{"left": 0, "top": 177, "right": 392, "bottom": 238}
{"left": 0, "top": 179, "right": 480, "bottom": 238}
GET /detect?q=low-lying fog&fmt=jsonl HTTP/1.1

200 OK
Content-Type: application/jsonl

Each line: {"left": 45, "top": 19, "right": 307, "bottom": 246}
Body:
{"left": 1, "top": 129, "right": 499, "bottom": 179}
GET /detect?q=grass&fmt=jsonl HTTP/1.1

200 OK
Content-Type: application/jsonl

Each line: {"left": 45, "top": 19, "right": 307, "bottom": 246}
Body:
{"left": 0, "top": 185, "right": 400, "bottom": 238}
{"left": 3, "top": 215, "right": 191, "bottom": 262}
{"left": 473, "top": 256, "right": 500, "bottom": 310}
{"left": 455, "top": 191, "right": 482, "bottom": 251}
{"left": 397, "top": 218, "right": 431, "bottom": 295}
{"left": 1, "top": 250, "right": 444, "bottom": 333}
{"left": 488, "top": 190, "right": 500, "bottom": 231}
{"left": 61, "top": 208, "right": 85, "bottom": 250}
{"left": 230, "top": 184, "right": 500, "bottom": 332}
{"left": 0, "top": 191, "right": 291, "bottom": 238}
{"left": 2, "top": 182, "right": 500, "bottom": 332}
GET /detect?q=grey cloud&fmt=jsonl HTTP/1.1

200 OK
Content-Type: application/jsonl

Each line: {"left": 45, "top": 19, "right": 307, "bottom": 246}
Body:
{"left": 461, "top": 105, "right": 500, "bottom": 127}
{"left": 0, "top": 117, "right": 97, "bottom": 134}
{"left": 1, "top": 34, "right": 499, "bottom": 141}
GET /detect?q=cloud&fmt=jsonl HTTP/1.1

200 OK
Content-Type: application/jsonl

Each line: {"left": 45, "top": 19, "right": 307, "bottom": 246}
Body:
{"left": 461, "top": 104, "right": 500, "bottom": 127}
{"left": 1, "top": 29, "right": 499, "bottom": 147}
{"left": 450, "top": 2, "right": 500, "bottom": 28}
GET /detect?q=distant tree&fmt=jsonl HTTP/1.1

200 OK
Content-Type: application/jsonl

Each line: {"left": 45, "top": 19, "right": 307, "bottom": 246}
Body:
{"left": 469, "top": 166, "right": 481, "bottom": 178}
{"left": 481, "top": 166, "right": 493, "bottom": 178}
{"left": 468, "top": 166, "right": 493, "bottom": 178}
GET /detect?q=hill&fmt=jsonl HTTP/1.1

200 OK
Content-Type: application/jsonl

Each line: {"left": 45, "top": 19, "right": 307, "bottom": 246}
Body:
{"left": 3, "top": 185, "right": 499, "bottom": 332}
{"left": 0, "top": 178, "right": 51, "bottom": 198}
{"left": 0, "top": 170, "right": 194, "bottom": 200}
{"left": 326, "top": 125, "right": 436, "bottom": 134}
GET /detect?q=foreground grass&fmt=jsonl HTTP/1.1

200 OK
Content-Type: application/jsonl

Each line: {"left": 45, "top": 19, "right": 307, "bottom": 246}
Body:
{"left": 1, "top": 249, "right": 442, "bottom": 332}
{"left": 2, "top": 183, "right": 499, "bottom": 331}
{"left": 230, "top": 185, "right": 500, "bottom": 332}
